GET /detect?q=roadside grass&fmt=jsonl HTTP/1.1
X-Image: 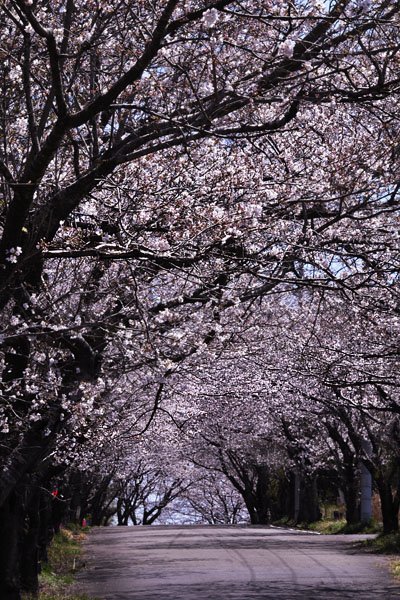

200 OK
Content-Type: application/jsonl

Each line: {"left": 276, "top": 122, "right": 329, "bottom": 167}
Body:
{"left": 272, "top": 501, "right": 383, "bottom": 534}
{"left": 363, "top": 532, "right": 400, "bottom": 579}
{"left": 272, "top": 515, "right": 381, "bottom": 535}
{"left": 391, "top": 561, "right": 400, "bottom": 578}
{"left": 364, "top": 532, "right": 400, "bottom": 553}
{"left": 364, "top": 533, "right": 400, "bottom": 579}
{"left": 22, "top": 525, "right": 98, "bottom": 600}
{"left": 303, "top": 518, "right": 381, "bottom": 535}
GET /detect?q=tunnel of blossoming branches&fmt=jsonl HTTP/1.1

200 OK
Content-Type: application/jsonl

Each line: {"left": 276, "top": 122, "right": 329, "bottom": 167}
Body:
{"left": 1, "top": 0, "right": 400, "bottom": 597}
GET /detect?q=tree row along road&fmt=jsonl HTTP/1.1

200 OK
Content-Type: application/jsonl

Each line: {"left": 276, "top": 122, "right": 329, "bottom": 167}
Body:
{"left": 3, "top": 1, "right": 400, "bottom": 597}
{"left": 76, "top": 525, "right": 399, "bottom": 599}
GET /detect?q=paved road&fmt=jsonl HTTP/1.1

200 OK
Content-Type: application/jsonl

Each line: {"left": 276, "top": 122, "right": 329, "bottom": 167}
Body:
{"left": 76, "top": 525, "right": 400, "bottom": 599}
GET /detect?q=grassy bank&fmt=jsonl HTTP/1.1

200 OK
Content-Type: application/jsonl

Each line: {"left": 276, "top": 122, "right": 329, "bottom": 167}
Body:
{"left": 273, "top": 516, "right": 381, "bottom": 535}
{"left": 23, "top": 525, "right": 96, "bottom": 600}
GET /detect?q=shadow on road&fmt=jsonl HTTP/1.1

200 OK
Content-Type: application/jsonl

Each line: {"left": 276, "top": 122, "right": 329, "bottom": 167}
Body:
{"left": 79, "top": 527, "right": 400, "bottom": 599}
{"left": 105, "top": 582, "right": 399, "bottom": 600}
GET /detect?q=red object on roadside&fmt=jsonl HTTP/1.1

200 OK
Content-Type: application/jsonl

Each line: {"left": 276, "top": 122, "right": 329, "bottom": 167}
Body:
{"left": 82, "top": 518, "right": 87, "bottom": 527}
{"left": 52, "top": 488, "right": 58, "bottom": 498}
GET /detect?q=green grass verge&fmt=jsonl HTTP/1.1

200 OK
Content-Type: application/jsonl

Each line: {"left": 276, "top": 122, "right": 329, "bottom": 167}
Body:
{"left": 363, "top": 532, "right": 400, "bottom": 578}
{"left": 273, "top": 516, "right": 381, "bottom": 535}
{"left": 22, "top": 525, "right": 99, "bottom": 600}
{"left": 364, "top": 532, "right": 400, "bottom": 553}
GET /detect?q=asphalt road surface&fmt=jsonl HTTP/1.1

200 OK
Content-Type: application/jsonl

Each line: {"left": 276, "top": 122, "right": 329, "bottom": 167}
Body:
{"left": 76, "top": 525, "right": 400, "bottom": 599}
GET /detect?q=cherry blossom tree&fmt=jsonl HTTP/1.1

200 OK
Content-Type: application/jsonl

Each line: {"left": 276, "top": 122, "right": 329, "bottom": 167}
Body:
{"left": 281, "top": 290, "right": 400, "bottom": 531}
{"left": 1, "top": 0, "right": 400, "bottom": 597}
{"left": 178, "top": 471, "right": 247, "bottom": 524}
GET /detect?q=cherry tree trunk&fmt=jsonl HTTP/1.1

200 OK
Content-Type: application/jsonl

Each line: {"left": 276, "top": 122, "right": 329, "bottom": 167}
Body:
{"left": 0, "top": 492, "right": 23, "bottom": 600}
{"left": 38, "top": 492, "right": 53, "bottom": 566}
{"left": 294, "top": 471, "right": 301, "bottom": 522}
{"left": 242, "top": 471, "right": 271, "bottom": 524}
{"left": 378, "top": 482, "right": 399, "bottom": 534}
{"left": 257, "top": 466, "right": 272, "bottom": 523}
{"left": 20, "top": 486, "right": 40, "bottom": 596}
{"left": 343, "top": 482, "right": 360, "bottom": 525}
{"left": 297, "top": 476, "right": 321, "bottom": 523}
